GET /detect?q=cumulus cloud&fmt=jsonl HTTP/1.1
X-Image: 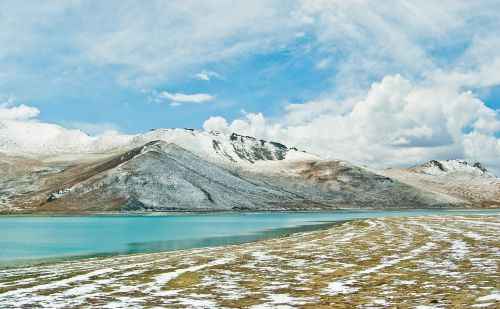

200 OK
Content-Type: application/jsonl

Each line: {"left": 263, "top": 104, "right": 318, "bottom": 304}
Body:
{"left": 203, "top": 116, "right": 229, "bottom": 131}
{"left": 203, "top": 74, "right": 500, "bottom": 174}
{"left": 205, "top": 110, "right": 270, "bottom": 139}
{"left": 195, "top": 70, "right": 226, "bottom": 81}
{"left": 0, "top": 97, "right": 40, "bottom": 120}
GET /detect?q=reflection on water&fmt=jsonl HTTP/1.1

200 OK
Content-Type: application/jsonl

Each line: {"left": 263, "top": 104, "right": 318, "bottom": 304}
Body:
{"left": 125, "top": 222, "right": 343, "bottom": 254}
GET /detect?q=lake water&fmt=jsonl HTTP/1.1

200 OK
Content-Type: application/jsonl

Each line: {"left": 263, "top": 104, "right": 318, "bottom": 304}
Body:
{"left": 0, "top": 209, "right": 497, "bottom": 266}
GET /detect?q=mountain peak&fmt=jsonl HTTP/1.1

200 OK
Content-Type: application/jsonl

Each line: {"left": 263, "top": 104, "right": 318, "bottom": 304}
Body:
{"left": 134, "top": 128, "right": 317, "bottom": 164}
{"left": 412, "top": 159, "right": 493, "bottom": 177}
{"left": 473, "top": 162, "right": 488, "bottom": 173}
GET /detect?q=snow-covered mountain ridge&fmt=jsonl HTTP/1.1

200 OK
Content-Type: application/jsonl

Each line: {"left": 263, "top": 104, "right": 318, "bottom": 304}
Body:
{"left": 0, "top": 120, "right": 317, "bottom": 163}
{"left": 374, "top": 159, "right": 499, "bottom": 209}
{"left": 410, "top": 159, "right": 494, "bottom": 177}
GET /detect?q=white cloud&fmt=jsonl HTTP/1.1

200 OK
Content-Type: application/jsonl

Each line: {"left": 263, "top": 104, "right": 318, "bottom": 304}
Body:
{"left": 203, "top": 116, "right": 229, "bottom": 131}
{"left": 289, "top": 0, "right": 500, "bottom": 96}
{"left": 159, "top": 92, "right": 214, "bottom": 104}
{"left": 158, "top": 92, "right": 214, "bottom": 108}
{"left": 203, "top": 74, "right": 500, "bottom": 174}
{"left": 205, "top": 110, "right": 270, "bottom": 139}
{"left": 195, "top": 70, "right": 226, "bottom": 81}
{"left": 146, "top": 90, "right": 214, "bottom": 107}
{"left": 0, "top": 1, "right": 304, "bottom": 88}
{"left": 1, "top": 1, "right": 499, "bottom": 92}
{"left": 0, "top": 97, "right": 40, "bottom": 120}
{"left": 74, "top": 1, "right": 300, "bottom": 87}
{"left": 0, "top": 104, "right": 40, "bottom": 121}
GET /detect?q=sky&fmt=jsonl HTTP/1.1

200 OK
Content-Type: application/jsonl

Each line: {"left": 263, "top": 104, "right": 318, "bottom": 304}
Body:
{"left": 0, "top": 0, "right": 499, "bottom": 173}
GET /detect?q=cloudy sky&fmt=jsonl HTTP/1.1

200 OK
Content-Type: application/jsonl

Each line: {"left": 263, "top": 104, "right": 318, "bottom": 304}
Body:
{"left": 1, "top": 0, "right": 499, "bottom": 173}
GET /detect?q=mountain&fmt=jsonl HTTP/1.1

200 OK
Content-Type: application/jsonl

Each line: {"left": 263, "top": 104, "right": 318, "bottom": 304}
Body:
{"left": 374, "top": 159, "right": 499, "bottom": 208}
{"left": 409, "top": 159, "right": 494, "bottom": 176}
{"left": 0, "top": 120, "right": 498, "bottom": 214}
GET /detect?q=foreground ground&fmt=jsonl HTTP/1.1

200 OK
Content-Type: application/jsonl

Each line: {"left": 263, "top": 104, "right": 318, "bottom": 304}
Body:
{"left": 0, "top": 214, "right": 499, "bottom": 308}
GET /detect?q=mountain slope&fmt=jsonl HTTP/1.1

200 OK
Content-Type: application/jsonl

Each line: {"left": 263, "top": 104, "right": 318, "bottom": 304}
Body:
{"left": 244, "top": 159, "right": 472, "bottom": 208}
{"left": 35, "top": 141, "right": 320, "bottom": 213}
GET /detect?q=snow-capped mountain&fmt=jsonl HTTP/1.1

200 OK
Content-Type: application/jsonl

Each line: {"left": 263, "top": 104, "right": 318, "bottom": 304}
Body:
{"left": 375, "top": 159, "right": 499, "bottom": 209}
{"left": 410, "top": 159, "right": 494, "bottom": 177}
{"left": 0, "top": 120, "right": 317, "bottom": 163}
{"left": 131, "top": 128, "right": 319, "bottom": 164}
{"left": 0, "top": 120, "right": 498, "bottom": 214}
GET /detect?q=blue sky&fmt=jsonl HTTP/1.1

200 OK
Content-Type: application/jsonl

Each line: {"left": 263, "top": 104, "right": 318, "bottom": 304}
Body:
{"left": 1, "top": 0, "right": 499, "bottom": 172}
{"left": 5, "top": 48, "right": 332, "bottom": 133}
{"left": 0, "top": 15, "right": 332, "bottom": 133}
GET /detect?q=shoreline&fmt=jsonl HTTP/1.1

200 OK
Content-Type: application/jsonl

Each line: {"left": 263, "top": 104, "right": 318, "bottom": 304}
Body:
{"left": 1, "top": 206, "right": 498, "bottom": 217}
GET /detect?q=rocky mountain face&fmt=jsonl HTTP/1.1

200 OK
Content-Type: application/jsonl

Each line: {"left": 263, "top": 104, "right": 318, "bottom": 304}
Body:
{"left": 0, "top": 120, "right": 498, "bottom": 214}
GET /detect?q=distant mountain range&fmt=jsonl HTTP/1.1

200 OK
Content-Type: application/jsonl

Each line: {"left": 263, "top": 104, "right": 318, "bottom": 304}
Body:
{"left": 0, "top": 120, "right": 498, "bottom": 214}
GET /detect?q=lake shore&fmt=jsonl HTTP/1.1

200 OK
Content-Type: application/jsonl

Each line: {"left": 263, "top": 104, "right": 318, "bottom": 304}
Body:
{"left": 2, "top": 206, "right": 498, "bottom": 217}
{"left": 1, "top": 213, "right": 499, "bottom": 308}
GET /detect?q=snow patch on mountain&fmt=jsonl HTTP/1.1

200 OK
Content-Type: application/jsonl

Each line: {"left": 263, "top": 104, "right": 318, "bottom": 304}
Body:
{"left": 48, "top": 188, "right": 72, "bottom": 201}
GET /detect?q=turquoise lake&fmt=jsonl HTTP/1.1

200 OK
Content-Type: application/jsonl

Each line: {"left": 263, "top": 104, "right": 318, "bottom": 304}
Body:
{"left": 0, "top": 209, "right": 498, "bottom": 266}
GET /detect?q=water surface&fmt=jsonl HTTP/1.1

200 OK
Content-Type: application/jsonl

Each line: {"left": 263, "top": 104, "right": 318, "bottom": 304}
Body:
{"left": 0, "top": 209, "right": 497, "bottom": 266}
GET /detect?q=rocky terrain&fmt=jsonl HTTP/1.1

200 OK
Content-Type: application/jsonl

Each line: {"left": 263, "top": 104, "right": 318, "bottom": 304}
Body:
{"left": 0, "top": 120, "right": 498, "bottom": 214}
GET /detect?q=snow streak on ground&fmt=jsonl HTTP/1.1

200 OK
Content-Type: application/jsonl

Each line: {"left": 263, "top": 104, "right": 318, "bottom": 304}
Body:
{"left": 0, "top": 214, "right": 498, "bottom": 308}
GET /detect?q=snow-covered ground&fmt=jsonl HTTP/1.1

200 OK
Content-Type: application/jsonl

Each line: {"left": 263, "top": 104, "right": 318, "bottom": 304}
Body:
{"left": 0, "top": 214, "right": 498, "bottom": 308}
